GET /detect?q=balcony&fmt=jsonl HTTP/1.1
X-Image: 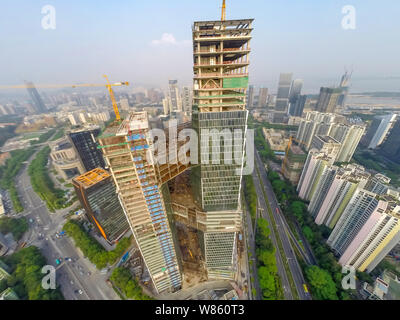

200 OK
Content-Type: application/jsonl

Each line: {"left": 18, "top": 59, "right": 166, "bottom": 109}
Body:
{"left": 194, "top": 47, "right": 251, "bottom": 54}
{"left": 193, "top": 72, "right": 248, "bottom": 79}
{"left": 193, "top": 60, "right": 249, "bottom": 67}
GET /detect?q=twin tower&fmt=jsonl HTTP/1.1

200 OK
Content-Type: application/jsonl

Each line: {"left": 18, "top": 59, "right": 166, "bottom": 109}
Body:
{"left": 98, "top": 18, "right": 253, "bottom": 294}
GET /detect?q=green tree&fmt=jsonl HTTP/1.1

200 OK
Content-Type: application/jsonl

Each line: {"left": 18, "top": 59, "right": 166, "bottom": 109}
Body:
{"left": 305, "top": 265, "right": 338, "bottom": 300}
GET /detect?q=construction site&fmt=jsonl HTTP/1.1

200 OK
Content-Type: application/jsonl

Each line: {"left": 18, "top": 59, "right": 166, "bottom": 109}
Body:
{"left": 167, "top": 172, "right": 208, "bottom": 289}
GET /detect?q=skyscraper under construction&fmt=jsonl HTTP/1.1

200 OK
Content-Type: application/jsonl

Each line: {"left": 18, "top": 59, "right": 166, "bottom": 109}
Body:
{"left": 97, "top": 112, "right": 189, "bottom": 294}
{"left": 191, "top": 18, "right": 253, "bottom": 279}
{"left": 97, "top": 11, "right": 253, "bottom": 293}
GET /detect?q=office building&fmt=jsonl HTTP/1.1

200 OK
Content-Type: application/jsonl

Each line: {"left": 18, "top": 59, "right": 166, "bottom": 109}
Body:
{"left": 257, "top": 87, "right": 268, "bottom": 109}
{"left": 192, "top": 18, "right": 252, "bottom": 279}
{"left": 315, "top": 87, "right": 342, "bottom": 113}
{"left": 68, "top": 126, "right": 106, "bottom": 172}
{"left": 379, "top": 118, "right": 400, "bottom": 164}
{"left": 73, "top": 168, "right": 130, "bottom": 244}
{"left": 25, "top": 81, "right": 46, "bottom": 114}
{"left": 275, "top": 73, "right": 292, "bottom": 112}
{"left": 247, "top": 85, "right": 255, "bottom": 109}
{"left": 337, "top": 71, "right": 352, "bottom": 108}
{"left": 98, "top": 111, "right": 187, "bottom": 294}
{"left": 339, "top": 204, "right": 400, "bottom": 272}
{"left": 289, "top": 94, "right": 307, "bottom": 117}
{"left": 282, "top": 143, "right": 307, "bottom": 185}
{"left": 49, "top": 137, "right": 85, "bottom": 180}
{"left": 314, "top": 164, "right": 370, "bottom": 228}
{"left": 327, "top": 189, "right": 380, "bottom": 256}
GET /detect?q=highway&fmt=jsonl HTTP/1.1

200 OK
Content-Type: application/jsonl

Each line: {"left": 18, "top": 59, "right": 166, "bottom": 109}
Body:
{"left": 251, "top": 167, "right": 293, "bottom": 300}
{"left": 13, "top": 148, "right": 119, "bottom": 300}
{"left": 254, "top": 150, "right": 311, "bottom": 300}
{"left": 242, "top": 194, "right": 262, "bottom": 300}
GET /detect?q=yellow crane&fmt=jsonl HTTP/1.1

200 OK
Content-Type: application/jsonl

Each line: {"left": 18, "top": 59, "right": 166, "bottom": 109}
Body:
{"left": 221, "top": 0, "right": 226, "bottom": 21}
{"left": 281, "top": 136, "right": 307, "bottom": 176}
{"left": 0, "top": 75, "right": 129, "bottom": 122}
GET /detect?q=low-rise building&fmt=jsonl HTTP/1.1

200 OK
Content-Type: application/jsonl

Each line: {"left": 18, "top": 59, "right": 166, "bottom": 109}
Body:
{"left": 49, "top": 137, "right": 85, "bottom": 180}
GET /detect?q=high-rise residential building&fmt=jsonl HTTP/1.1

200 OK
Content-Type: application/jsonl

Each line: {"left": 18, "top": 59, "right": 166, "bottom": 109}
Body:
{"left": 25, "top": 81, "right": 46, "bottom": 114}
{"left": 68, "top": 113, "right": 79, "bottom": 126}
{"left": 378, "top": 118, "right": 400, "bottom": 165}
{"left": 327, "top": 189, "right": 380, "bottom": 256}
{"left": 297, "top": 151, "right": 334, "bottom": 201}
{"left": 247, "top": 85, "right": 255, "bottom": 109}
{"left": 257, "top": 87, "right": 268, "bottom": 109}
{"left": 73, "top": 168, "right": 130, "bottom": 244}
{"left": 282, "top": 143, "right": 307, "bottom": 185}
{"left": 296, "top": 112, "right": 364, "bottom": 162}
{"left": 361, "top": 114, "right": 397, "bottom": 149}
{"left": 310, "top": 135, "right": 341, "bottom": 160}
{"left": 364, "top": 173, "right": 391, "bottom": 195}
{"left": 68, "top": 126, "right": 106, "bottom": 172}
{"left": 315, "top": 87, "right": 342, "bottom": 113}
{"left": 181, "top": 86, "right": 192, "bottom": 113}
{"left": 97, "top": 111, "right": 188, "bottom": 294}
{"left": 308, "top": 165, "right": 339, "bottom": 218}
{"left": 120, "top": 98, "right": 130, "bottom": 111}
{"left": 168, "top": 80, "right": 182, "bottom": 112}
{"left": 339, "top": 203, "right": 400, "bottom": 272}
{"left": 296, "top": 112, "right": 338, "bottom": 149}
{"left": 329, "top": 124, "right": 365, "bottom": 163}
{"left": 192, "top": 18, "right": 252, "bottom": 279}
{"left": 314, "top": 164, "right": 370, "bottom": 228}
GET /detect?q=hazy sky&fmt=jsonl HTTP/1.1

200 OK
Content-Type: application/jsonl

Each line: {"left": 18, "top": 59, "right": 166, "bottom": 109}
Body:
{"left": 1, "top": 0, "right": 400, "bottom": 93}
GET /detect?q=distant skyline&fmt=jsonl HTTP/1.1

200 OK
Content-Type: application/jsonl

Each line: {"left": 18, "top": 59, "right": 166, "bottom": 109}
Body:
{"left": 1, "top": 0, "right": 400, "bottom": 93}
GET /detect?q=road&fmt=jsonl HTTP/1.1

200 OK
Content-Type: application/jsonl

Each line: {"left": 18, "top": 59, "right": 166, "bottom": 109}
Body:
{"left": 242, "top": 195, "right": 261, "bottom": 300}
{"left": 13, "top": 148, "right": 119, "bottom": 300}
{"left": 254, "top": 150, "right": 311, "bottom": 300}
{"left": 251, "top": 166, "right": 293, "bottom": 300}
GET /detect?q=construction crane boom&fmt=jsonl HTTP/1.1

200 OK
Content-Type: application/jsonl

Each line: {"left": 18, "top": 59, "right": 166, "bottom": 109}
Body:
{"left": 0, "top": 75, "right": 129, "bottom": 122}
{"left": 221, "top": 0, "right": 226, "bottom": 21}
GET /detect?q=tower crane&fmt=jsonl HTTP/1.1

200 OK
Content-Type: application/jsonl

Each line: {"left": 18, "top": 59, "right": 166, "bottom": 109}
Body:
{"left": 221, "top": 0, "right": 226, "bottom": 21}
{"left": 0, "top": 75, "right": 129, "bottom": 122}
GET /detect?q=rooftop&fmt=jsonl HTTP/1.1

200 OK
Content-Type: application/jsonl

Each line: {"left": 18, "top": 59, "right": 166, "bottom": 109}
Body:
{"left": 73, "top": 168, "right": 110, "bottom": 188}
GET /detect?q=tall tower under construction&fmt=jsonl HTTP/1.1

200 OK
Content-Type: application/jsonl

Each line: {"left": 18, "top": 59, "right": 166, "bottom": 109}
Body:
{"left": 97, "top": 112, "right": 189, "bottom": 294}
{"left": 191, "top": 18, "right": 253, "bottom": 279}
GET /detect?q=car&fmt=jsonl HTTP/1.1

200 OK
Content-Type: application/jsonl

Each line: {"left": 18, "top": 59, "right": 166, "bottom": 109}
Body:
{"left": 78, "top": 290, "right": 83, "bottom": 295}
{"left": 65, "top": 257, "right": 72, "bottom": 262}
{"left": 70, "top": 280, "right": 74, "bottom": 285}
{"left": 55, "top": 259, "right": 61, "bottom": 265}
